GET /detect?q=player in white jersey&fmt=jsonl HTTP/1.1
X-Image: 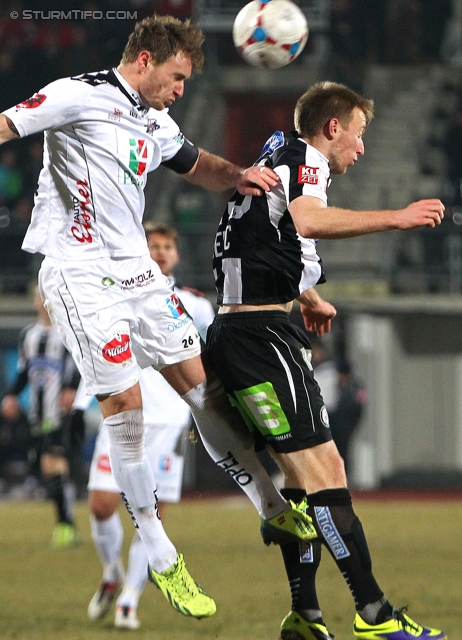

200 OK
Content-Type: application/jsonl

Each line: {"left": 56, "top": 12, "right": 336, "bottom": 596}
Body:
{"left": 0, "top": 15, "right": 317, "bottom": 621}
{"left": 87, "top": 223, "right": 215, "bottom": 629}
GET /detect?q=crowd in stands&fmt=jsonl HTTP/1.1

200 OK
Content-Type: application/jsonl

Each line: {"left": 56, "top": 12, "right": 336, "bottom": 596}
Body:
{"left": 0, "top": 0, "right": 154, "bottom": 290}
{"left": 0, "top": 0, "right": 458, "bottom": 293}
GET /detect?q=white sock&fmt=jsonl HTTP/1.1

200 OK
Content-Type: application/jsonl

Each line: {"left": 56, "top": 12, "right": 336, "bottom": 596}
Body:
{"left": 116, "top": 532, "right": 147, "bottom": 610}
{"left": 183, "top": 378, "right": 288, "bottom": 519}
{"left": 105, "top": 409, "right": 177, "bottom": 573}
{"left": 90, "top": 512, "right": 125, "bottom": 583}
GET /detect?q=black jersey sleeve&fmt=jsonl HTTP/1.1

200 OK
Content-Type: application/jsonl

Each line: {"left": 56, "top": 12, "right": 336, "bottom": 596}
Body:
{"left": 161, "top": 139, "right": 199, "bottom": 174}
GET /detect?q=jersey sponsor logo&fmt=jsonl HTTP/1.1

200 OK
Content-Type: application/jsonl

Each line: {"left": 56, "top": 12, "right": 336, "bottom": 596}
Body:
{"left": 72, "top": 71, "right": 109, "bottom": 85}
{"left": 166, "top": 293, "right": 185, "bottom": 319}
{"left": 173, "top": 132, "right": 185, "bottom": 146}
{"left": 320, "top": 405, "right": 330, "bottom": 428}
{"left": 216, "top": 452, "right": 252, "bottom": 486}
{"left": 121, "top": 269, "right": 155, "bottom": 290}
{"left": 260, "top": 130, "right": 284, "bottom": 156}
{"left": 129, "top": 138, "right": 148, "bottom": 176}
{"left": 108, "top": 107, "right": 123, "bottom": 121}
{"left": 314, "top": 506, "right": 350, "bottom": 559}
{"left": 71, "top": 178, "right": 93, "bottom": 243}
{"left": 130, "top": 107, "right": 149, "bottom": 119}
{"left": 101, "top": 276, "right": 115, "bottom": 289}
{"left": 16, "top": 93, "right": 47, "bottom": 109}
{"left": 96, "top": 453, "right": 112, "bottom": 473}
{"left": 298, "top": 165, "right": 320, "bottom": 184}
{"left": 159, "top": 454, "right": 172, "bottom": 472}
{"left": 101, "top": 332, "right": 132, "bottom": 365}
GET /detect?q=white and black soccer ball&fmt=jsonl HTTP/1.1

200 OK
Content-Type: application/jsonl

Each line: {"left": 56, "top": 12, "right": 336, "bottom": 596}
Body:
{"left": 232, "top": 0, "right": 308, "bottom": 69}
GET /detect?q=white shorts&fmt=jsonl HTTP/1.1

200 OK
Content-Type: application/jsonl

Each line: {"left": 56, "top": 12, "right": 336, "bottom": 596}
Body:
{"left": 88, "top": 420, "right": 186, "bottom": 503}
{"left": 38, "top": 255, "right": 201, "bottom": 396}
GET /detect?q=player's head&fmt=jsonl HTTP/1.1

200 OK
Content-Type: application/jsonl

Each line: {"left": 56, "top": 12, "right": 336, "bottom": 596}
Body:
{"left": 294, "top": 81, "right": 374, "bottom": 175}
{"left": 121, "top": 15, "right": 204, "bottom": 70}
{"left": 119, "top": 15, "right": 204, "bottom": 110}
{"left": 144, "top": 221, "right": 180, "bottom": 276}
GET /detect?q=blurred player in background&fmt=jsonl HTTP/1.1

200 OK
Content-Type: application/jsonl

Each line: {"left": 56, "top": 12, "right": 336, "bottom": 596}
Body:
{"left": 0, "top": 289, "right": 82, "bottom": 549}
{"left": 0, "top": 14, "right": 315, "bottom": 620}
{"left": 206, "top": 81, "right": 446, "bottom": 640}
{"left": 86, "top": 223, "right": 215, "bottom": 629}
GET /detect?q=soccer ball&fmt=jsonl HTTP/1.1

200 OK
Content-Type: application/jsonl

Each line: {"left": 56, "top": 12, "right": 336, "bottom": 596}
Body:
{"left": 232, "top": 0, "right": 308, "bottom": 69}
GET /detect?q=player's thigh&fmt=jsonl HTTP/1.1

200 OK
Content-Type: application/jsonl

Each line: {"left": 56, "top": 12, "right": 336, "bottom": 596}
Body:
{"left": 270, "top": 440, "right": 346, "bottom": 493}
{"left": 160, "top": 354, "right": 206, "bottom": 396}
{"left": 207, "top": 312, "right": 332, "bottom": 453}
{"left": 40, "top": 452, "right": 69, "bottom": 476}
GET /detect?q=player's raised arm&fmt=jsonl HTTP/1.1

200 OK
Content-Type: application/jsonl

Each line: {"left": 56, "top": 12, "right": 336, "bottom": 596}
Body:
{"left": 290, "top": 194, "right": 444, "bottom": 240}
{"left": 184, "top": 148, "right": 279, "bottom": 194}
{"left": 0, "top": 115, "right": 20, "bottom": 145}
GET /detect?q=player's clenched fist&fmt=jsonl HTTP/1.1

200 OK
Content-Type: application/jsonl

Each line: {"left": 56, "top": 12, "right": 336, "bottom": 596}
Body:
{"left": 398, "top": 199, "right": 445, "bottom": 229}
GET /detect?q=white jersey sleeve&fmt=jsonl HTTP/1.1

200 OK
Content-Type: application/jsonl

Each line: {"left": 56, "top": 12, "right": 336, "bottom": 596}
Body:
{"left": 2, "top": 78, "right": 91, "bottom": 137}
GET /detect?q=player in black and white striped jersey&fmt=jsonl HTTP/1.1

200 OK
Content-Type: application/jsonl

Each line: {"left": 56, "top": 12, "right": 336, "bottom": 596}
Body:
{"left": 207, "top": 82, "right": 446, "bottom": 640}
{"left": 1, "top": 289, "right": 81, "bottom": 549}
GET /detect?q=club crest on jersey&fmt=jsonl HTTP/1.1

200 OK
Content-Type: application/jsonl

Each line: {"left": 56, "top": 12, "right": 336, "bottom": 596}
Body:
{"left": 16, "top": 93, "right": 47, "bottom": 109}
{"left": 260, "top": 130, "right": 284, "bottom": 156}
{"left": 146, "top": 119, "right": 160, "bottom": 134}
{"left": 298, "top": 166, "right": 320, "bottom": 184}
{"left": 101, "top": 332, "right": 132, "bottom": 365}
{"left": 166, "top": 293, "right": 185, "bottom": 319}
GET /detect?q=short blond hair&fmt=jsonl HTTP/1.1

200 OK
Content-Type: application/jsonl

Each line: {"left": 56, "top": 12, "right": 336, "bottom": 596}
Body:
{"left": 143, "top": 221, "right": 179, "bottom": 246}
{"left": 295, "top": 81, "right": 374, "bottom": 138}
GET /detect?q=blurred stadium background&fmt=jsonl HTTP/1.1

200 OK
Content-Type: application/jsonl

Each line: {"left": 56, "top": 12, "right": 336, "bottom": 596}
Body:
{"left": 1, "top": 0, "right": 462, "bottom": 495}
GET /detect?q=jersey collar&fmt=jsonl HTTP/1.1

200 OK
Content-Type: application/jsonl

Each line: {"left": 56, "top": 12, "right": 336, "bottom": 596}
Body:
{"left": 110, "top": 68, "right": 149, "bottom": 113}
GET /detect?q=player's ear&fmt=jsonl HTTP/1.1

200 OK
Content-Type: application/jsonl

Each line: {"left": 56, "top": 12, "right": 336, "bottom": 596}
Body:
{"left": 137, "top": 50, "right": 152, "bottom": 71}
{"left": 324, "top": 118, "right": 339, "bottom": 140}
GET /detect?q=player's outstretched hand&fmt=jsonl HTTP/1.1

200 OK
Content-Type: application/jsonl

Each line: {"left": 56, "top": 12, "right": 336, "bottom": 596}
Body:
{"left": 237, "top": 165, "right": 280, "bottom": 196}
{"left": 398, "top": 199, "right": 445, "bottom": 229}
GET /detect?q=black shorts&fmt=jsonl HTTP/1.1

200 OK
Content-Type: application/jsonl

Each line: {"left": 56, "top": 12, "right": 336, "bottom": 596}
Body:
{"left": 206, "top": 311, "right": 333, "bottom": 454}
{"left": 40, "top": 424, "right": 72, "bottom": 459}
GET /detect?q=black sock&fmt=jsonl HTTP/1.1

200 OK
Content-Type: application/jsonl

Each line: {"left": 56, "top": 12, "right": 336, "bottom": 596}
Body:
{"left": 307, "top": 488, "right": 384, "bottom": 611}
{"left": 45, "top": 474, "right": 74, "bottom": 525}
{"left": 280, "top": 488, "right": 323, "bottom": 620}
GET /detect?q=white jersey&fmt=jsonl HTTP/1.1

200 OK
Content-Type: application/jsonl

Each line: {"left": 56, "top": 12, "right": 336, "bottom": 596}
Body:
{"left": 2, "top": 69, "right": 199, "bottom": 260}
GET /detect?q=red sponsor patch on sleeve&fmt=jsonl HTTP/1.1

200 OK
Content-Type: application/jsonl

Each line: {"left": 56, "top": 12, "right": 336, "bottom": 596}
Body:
{"left": 16, "top": 93, "right": 47, "bottom": 109}
{"left": 298, "top": 165, "right": 320, "bottom": 185}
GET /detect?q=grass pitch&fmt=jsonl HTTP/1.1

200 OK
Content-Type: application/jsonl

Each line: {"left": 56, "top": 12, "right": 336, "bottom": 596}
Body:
{"left": 0, "top": 494, "right": 460, "bottom": 639}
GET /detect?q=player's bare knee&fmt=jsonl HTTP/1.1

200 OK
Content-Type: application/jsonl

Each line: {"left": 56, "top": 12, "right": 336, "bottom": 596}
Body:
{"left": 88, "top": 490, "right": 120, "bottom": 520}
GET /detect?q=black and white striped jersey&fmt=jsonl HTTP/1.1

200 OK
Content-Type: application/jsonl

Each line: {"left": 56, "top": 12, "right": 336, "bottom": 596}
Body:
{"left": 213, "top": 131, "right": 329, "bottom": 305}
{"left": 8, "top": 322, "right": 80, "bottom": 434}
